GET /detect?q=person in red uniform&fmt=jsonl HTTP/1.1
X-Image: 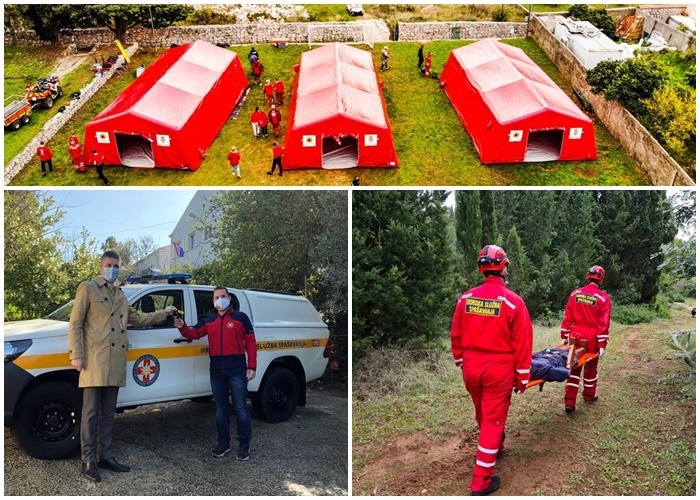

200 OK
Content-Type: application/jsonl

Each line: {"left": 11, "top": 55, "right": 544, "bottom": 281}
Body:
{"left": 250, "top": 107, "right": 264, "bottom": 138}
{"left": 263, "top": 79, "right": 274, "bottom": 107}
{"left": 227, "top": 146, "right": 241, "bottom": 179}
{"left": 560, "top": 265, "right": 611, "bottom": 413}
{"left": 68, "top": 133, "right": 86, "bottom": 173}
{"left": 268, "top": 105, "right": 282, "bottom": 137}
{"left": 451, "top": 245, "right": 533, "bottom": 496}
{"left": 424, "top": 51, "right": 432, "bottom": 77}
{"left": 257, "top": 109, "right": 269, "bottom": 138}
{"left": 251, "top": 58, "right": 264, "bottom": 86}
{"left": 268, "top": 142, "right": 284, "bottom": 177}
{"left": 174, "top": 287, "right": 256, "bottom": 460}
{"left": 89, "top": 148, "right": 110, "bottom": 186}
{"left": 36, "top": 141, "right": 54, "bottom": 176}
{"left": 274, "top": 78, "right": 285, "bottom": 105}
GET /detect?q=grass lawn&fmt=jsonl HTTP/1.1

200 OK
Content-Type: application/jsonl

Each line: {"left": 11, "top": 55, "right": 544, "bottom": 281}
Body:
{"left": 353, "top": 300, "right": 696, "bottom": 495}
{"left": 6, "top": 40, "right": 649, "bottom": 187}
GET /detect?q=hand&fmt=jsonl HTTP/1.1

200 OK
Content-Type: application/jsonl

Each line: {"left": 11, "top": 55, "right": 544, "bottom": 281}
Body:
{"left": 561, "top": 338, "right": 569, "bottom": 345}
{"left": 164, "top": 306, "right": 178, "bottom": 315}
{"left": 454, "top": 358, "right": 463, "bottom": 368}
{"left": 173, "top": 317, "right": 185, "bottom": 329}
{"left": 71, "top": 358, "right": 83, "bottom": 372}
{"left": 598, "top": 347, "right": 605, "bottom": 358}
{"left": 246, "top": 369, "right": 256, "bottom": 381}
{"left": 514, "top": 378, "right": 528, "bottom": 395}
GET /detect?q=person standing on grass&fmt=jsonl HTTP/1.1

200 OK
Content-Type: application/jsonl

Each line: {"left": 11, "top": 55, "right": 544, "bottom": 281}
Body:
{"left": 268, "top": 142, "right": 284, "bottom": 177}
{"left": 380, "top": 46, "right": 390, "bottom": 71}
{"left": 89, "top": 148, "right": 110, "bottom": 186}
{"left": 174, "top": 287, "right": 256, "bottom": 460}
{"left": 268, "top": 105, "right": 282, "bottom": 138}
{"left": 560, "top": 265, "right": 611, "bottom": 414}
{"left": 228, "top": 146, "right": 241, "bottom": 179}
{"left": 274, "top": 78, "right": 285, "bottom": 105}
{"left": 257, "top": 109, "right": 269, "bottom": 138}
{"left": 450, "top": 245, "right": 533, "bottom": 496}
{"left": 36, "top": 141, "right": 54, "bottom": 177}
{"left": 418, "top": 44, "right": 425, "bottom": 73}
{"left": 263, "top": 79, "right": 274, "bottom": 107}
{"left": 251, "top": 107, "right": 263, "bottom": 138}
{"left": 252, "top": 58, "right": 264, "bottom": 86}
{"left": 68, "top": 137, "right": 85, "bottom": 173}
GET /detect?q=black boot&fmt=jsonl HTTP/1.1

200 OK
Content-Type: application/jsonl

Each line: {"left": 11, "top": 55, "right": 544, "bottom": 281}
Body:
{"left": 472, "top": 476, "right": 500, "bottom": 496}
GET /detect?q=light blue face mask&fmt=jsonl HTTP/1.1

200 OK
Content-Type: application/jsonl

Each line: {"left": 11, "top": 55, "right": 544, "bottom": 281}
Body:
{"left": 214, "top": 297, "right": 231, "bottom": 310}
{"left": 103, "top": 267, "right": 120, "bottom": 282}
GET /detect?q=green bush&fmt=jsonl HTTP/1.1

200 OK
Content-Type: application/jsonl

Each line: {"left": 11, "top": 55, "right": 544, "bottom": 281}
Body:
{"left": 668, "top": 330, "right": 696, "bottom": 371}
{"left": 652, "top": 294, "right": 672, "bottom": 319}
{"left": 568, "top": 4, "right": 617, "bottom": 39}
{"left": 612, "top": 304, "right": 656, "bottom": 324}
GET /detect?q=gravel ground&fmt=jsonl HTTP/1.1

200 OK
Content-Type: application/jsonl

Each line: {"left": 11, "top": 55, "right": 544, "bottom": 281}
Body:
{"left": 4, "top": 389, "right": 348, "bottom": 496}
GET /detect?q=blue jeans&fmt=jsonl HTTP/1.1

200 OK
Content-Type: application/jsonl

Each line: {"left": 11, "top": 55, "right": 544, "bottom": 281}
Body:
{"left": 210, "top": 368, "right": 252, "bottom": 447}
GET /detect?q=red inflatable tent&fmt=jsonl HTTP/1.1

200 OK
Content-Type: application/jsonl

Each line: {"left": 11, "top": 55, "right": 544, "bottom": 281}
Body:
{"left": 284, "top": 43, "right": 398, "bottom": 170}
{"left": 83, "top": 40, "right": 247, "bottom": 171}
{"left": 440, "top": 39, "right": 597, "bottom": 164}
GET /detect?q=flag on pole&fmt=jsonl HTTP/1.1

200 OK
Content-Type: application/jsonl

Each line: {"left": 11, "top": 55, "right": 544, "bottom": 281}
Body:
{"left": 172, "top": 241, "right": 184, "bottom": 258}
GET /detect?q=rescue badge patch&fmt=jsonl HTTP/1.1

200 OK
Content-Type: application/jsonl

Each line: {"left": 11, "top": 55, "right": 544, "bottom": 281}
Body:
{"left": 465, "top": 298, "right": 502, "bottom": 317}
{"left": 227, "top": 321, "right": 234, "bottom": 328}
{"left": 575, "top": 294, "right": 597, "bottom": 306}
{"left": 133, "top": 354, "right": 160, "bottom": 387}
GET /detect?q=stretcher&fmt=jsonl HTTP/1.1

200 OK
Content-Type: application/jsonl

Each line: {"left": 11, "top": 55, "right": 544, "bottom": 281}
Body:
{"left": 526, "top": 338, "right": 599, "bottom": 391}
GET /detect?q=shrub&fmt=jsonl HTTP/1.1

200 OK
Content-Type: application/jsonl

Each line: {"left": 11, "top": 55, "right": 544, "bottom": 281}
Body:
{"left": 491, "top": 6, "right": 508, "bottom": 22}
{"left": 612, "top": 304, "right": 656, "bottom": 324}
{"left": 568, "top": 4, "right": 617, "bottom": 39}
{"left": 668, "top": 330, "right": 696, "bottom": 371}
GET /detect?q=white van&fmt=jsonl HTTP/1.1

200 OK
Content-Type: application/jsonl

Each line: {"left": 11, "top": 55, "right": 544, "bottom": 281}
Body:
{"left": 4, "top": 274, "right": 331, "bottom": 459}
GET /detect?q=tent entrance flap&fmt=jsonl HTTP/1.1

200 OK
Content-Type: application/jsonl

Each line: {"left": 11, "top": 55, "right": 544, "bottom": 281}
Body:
{"left": 322, "top": 135, "right": 358, "bottom": 169}
{"left": 524, "top": 129, "right": 564, "bottom": 162}
{"left": 115, "top": 133, "right": 155, "bottom": 168}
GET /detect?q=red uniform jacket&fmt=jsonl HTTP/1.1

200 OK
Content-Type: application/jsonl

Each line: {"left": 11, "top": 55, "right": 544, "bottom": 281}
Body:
{"left": 257, "top": 112, "right": 268, "bottom": 126}
{"left": 268, "top": 109, "right": 282, "bottom": 125}
{"left": 68, "top": 134, "right": 80, "bottom": 146}
{"left": 451, "top": 276, "right": 533, "bottom": 380}
{"left": 68, "top": 143, "right": 83, "bottom": 160}
{"left": 263, "top": 83, "right": 274, "bottom": 97}
{"left": 178, "top": 308, "right": 257, "bottom": 370}
{"left": 36, "top": 145, "right": 53, "bottom": 161}
{"left": 274, "top": 80, "right": 284, "bottom": 94}
{"left": 90, "top": 152, "right": 105, "bottom": 166}
{"left": 227, "top": 151, "right": 241, "bottom": 166}
{"left": 560, "top": 282, "right": 611, "bottom": 350}
{"left": 252, "top": 60, "right": 263, "bottom": 76}
{"left": 272, "top": 145, "right": 285, "bottom": 158}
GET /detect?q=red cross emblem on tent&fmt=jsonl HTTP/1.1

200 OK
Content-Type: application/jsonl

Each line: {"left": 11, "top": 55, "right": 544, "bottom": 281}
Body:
{"left": 132, "top": 354, "right": 160, "bottom": 387}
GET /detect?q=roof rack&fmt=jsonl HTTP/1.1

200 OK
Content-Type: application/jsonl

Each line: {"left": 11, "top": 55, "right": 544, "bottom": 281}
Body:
{"left": 125, "top": 273, "right": 192, "bottom": 284}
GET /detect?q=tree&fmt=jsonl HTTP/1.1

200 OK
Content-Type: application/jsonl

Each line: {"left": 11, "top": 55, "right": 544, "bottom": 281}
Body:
{"left": 75, "top": 4, "right": 194, "bottom": 41}
{"left": 587, "top": 58, "right": 668, "bottom": 117}
{"left": 62, "top": 228, "right": 100, "bottom": 305}
{"left": 353, "top": 191, "right": 457, "bottom": 355}
{"left": 479, "top": 191, "right": 497, "bottom": 246}
{"left": 4, "top": 191, "right": 68, "bottom": 319}
{"left": 454, "top": 191, "right": 482, "bottom": 288}
{"left": 568, "top": 5, "right": 617, "bottom": 39}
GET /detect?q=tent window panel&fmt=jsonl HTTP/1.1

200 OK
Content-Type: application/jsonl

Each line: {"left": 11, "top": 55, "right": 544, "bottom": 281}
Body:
{"left": 322, "top": 135, "right": 358, "bottom": 169}
{"left": 115, "top": 133, "right": 155, "bottom": 168}
{"left": 524, "top": 129, "right": 564, "bottom": 162}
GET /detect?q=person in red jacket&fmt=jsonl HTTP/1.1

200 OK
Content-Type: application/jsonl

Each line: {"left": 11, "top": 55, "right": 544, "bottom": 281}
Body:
{"left": 257, "top": 108, "right": 269, "bottom": 138}
{"left": 268, "top": 142, "right": 284, "bottom": 177}
{"left": 451, "top": 245, "right": 533, "bottom": 496}
{"left": 560, "top": 265, "right": 611, "bottom": 413}
{"left": 68, "top": 134, "right": 86, "bottom": 173}
{"left": 268, "top": 105, "right": 283, "bottom": 137}
{"left": 174, "top": 286, "right": 257, "bottom": 460}
{"left": 250, "top": 107, "right": 263, "bottom": 138}
{"left": 273, "top": 78, "right": 285, "bottom": 105}
{"left": 263, "top": 79, "right": 274, "bottom": 107}
{"left": 227, "top": 145, "right": 241, "bottom": 179}
{"left": 89, "top": 148, "right": 109, "bottom": 186}
{"left": 251, "top": 58, "right": 264, "bottom": 86}
{"left": 36, "top": 140, "right": 54, "bottom": 176}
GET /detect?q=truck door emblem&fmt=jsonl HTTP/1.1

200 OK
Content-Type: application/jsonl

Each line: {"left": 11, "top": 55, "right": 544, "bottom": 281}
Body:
{"left": 133, "top": 354, "right": 160, "bottom": 386}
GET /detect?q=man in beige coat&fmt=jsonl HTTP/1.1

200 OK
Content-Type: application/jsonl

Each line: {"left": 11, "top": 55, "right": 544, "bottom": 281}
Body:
{"left": 68, "top": 250, "right": 177, "bottom": 482}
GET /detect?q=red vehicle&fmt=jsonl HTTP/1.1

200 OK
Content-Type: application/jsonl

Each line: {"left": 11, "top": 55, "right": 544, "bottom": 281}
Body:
{"left": 3, "top": 98, "right": 32, "bottom": 131}
{"left": 24, "top": 76, "right": 63, "bottom": 109}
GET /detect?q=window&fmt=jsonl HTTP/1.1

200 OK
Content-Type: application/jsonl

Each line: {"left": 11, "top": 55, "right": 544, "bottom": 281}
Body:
{"left": 130, "top": 290, "right": 184, "bottom": 329}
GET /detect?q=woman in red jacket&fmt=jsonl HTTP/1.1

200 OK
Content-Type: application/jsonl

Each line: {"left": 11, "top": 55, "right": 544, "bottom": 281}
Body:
{"left": 175, "top": 287, "right": 257, "bottom": 460}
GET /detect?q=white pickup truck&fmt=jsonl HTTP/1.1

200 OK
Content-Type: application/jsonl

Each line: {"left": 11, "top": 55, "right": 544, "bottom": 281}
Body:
{"left": 4, "top": 274, "right": 330, "bottom": 459}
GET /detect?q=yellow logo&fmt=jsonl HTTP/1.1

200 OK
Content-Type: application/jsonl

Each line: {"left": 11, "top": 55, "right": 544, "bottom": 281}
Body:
{"left": 465, "top": 298, "right": 502, "bottom": 317}
{"left": 575, "top": 294, "right": 597, "bottom": 306}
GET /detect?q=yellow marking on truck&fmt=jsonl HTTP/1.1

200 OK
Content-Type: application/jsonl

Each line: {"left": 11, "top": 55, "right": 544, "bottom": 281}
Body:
{"left": 257, "top": 338, "right": 328, "bottom": 351}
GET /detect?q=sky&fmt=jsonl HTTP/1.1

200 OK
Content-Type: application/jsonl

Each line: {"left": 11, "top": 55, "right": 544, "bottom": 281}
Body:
{"left": 49, "top": 189, "right": 199, "bottom": 250}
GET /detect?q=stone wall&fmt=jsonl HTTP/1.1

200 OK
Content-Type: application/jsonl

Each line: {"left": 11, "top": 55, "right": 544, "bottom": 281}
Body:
{"left": 638, "top": 8, "right": 696, "bottom": 51}
{"left": 641, "top": 4, "right": 688, "bottom": 21}
{"left": 397, "top": 22, "right": 526, "bottom": 41}
{"left": 4, "top": 44, "right": 139, "bottom": 185}
{"left": 529, "top": 16, "right": 693, "bottom": 186}
{"left": 5, "top": 21, "right": 390, "bottom": 49}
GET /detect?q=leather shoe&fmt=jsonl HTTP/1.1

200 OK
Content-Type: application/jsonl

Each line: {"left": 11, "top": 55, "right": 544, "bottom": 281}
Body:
{"left": 97, "top": 457, "right": 131, "bottom": 472}
{"left": 81, "top": 462, "right": 102, "bottom": 482}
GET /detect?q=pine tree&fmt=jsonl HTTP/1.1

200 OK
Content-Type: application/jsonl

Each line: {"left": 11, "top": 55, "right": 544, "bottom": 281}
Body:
{"left": 455, "top": 191, "right": 482, "bottom": 289}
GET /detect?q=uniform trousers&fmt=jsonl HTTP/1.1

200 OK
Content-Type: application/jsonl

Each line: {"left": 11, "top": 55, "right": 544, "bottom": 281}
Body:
{"left": 564, "top": 335, "right": 599, "bottom": 408}
{"left": 81, "top": 386, "right": 119, "bottom": 463}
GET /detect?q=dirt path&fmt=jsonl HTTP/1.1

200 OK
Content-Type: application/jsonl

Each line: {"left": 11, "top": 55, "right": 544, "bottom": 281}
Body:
{"left": 353, "top": 305, "right": 696, "bottom": 495}
{"left": 50, "top": 53, "right": 91, "bottom": 79}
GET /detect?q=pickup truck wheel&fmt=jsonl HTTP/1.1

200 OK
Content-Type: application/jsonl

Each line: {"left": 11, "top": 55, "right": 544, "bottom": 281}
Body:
{"left": 12, "top": 381, "right": 82, "bottom": 460}
{"left": 10, "top": 120, "right": 21, "bottom": 130}
{"left": 20, "top": 114, "right": 30, "bottom": 125}
{"left": 253, "top": 367, "right": 299, "bottom": 423}
{"left": 43, "top": 96, "right": 54, "bottom": 109}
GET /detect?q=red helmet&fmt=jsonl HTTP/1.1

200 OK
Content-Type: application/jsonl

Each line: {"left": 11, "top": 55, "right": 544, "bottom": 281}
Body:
{"left": 586, "top": 265, "right": 605, "bottom": 282}
{"left": 477, "top": 245, "right": 509, "bottom": 273}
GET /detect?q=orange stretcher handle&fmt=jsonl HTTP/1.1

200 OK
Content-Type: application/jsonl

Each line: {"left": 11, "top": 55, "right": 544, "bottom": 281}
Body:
{"left": 526, "top": 352, "right": 599, "bottom": 390}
